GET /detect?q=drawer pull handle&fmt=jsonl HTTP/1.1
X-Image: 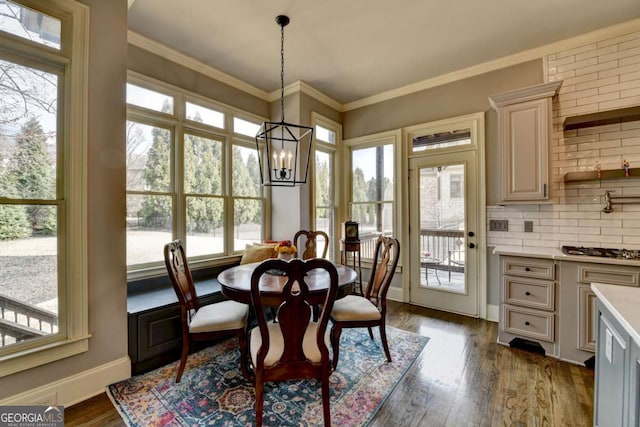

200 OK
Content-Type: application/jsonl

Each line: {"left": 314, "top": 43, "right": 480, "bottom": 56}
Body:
{"left": 525, "top": 291, "right": 531, "bottom": 296}
{"left": 525, "top": 321, "right": 530, "bottom": 326}
{"left": 525, "top": 267, "right": 531, "bottom": 272}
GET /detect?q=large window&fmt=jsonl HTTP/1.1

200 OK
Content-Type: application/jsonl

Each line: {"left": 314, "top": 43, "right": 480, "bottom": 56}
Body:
{"left": 312, "top": 114, "right": 341, "bottom": 260}
{"left": 126, "top": 75, "right": 266, "bottom": 274}
{"left": 0, "top": 0, "right": 89, "bottom": 374}
{"left": 345, "top": 132, "right": 398, "bottom": 259}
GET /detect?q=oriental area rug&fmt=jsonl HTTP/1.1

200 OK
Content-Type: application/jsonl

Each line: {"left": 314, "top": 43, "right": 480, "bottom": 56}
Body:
{"left": 107, "top": 326, "right": 429, "bottom": 427}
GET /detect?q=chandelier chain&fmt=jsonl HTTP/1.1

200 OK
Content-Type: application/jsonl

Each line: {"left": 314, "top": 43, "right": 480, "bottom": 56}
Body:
{"left": 280, "top": 22, "right": 285, "bottom": 123}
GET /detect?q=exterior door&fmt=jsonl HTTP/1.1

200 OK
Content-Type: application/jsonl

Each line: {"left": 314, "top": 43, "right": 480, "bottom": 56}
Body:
{"left": 408, "top": 126, "right": 481, "bottom": 316}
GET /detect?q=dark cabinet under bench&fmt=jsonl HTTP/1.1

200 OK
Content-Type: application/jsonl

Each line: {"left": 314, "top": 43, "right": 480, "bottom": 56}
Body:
{"left": 127, "top": 263, "right": 237, "bottom": 375}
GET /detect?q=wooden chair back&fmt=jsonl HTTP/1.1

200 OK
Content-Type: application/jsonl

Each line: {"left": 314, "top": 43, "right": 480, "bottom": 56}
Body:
{"left": 294, "top": 229, "right": 329, "bottom": 259}
{"left": 365, "top": 235, "right": 400, "bottom": 312}
{"left": 164, "top": 239, "right": 200, "bottom": 319}
{"left": 250, "top": 258, "right": 338, "bottom": 426}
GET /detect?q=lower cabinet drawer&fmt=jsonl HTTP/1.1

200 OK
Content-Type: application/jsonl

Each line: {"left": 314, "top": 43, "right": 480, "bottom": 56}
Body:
{"left": 503, "top": 276, "right": 555, "bottom": 311}
{"left": 503, "top": 304, "right": 555, "bottom": 342}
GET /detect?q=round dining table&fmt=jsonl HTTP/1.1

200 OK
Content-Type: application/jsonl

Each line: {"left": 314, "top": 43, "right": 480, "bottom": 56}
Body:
{"left": 218, "top": 261, "right": 358, "bottom": 306}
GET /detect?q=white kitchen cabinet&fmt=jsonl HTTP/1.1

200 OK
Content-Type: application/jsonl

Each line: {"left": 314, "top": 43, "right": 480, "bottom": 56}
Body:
{"left": 498, "top": 255, "right": 558, "bottom": 356}
{"left": 489, "top": 81, "right": 561, "bottom": 203}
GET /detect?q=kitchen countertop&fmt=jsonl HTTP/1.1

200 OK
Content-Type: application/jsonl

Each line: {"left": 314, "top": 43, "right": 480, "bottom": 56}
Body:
{"left": 493, "top": 245, "right": 640, "bottom": 267}
{"left": 591, "top": 282, "right": 640, "bottom": 347}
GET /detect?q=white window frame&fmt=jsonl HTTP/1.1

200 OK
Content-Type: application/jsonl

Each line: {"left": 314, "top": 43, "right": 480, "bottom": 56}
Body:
{"left": 126, "top": 72, "right": 268, "bottom": 279}
{"left": 311, "top": 113, "right": 341, "bottom": 260}
{"left": 0, "top": 0, "right": 89, "bottom": 377}
{"left": 342, "top": 130, "right": 402, "bottom": 262}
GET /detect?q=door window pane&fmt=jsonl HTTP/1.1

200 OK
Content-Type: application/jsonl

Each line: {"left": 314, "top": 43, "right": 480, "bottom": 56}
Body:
{"left": 412, "top": 128, "right": 471, "bottom": 152}
{"left": 419, "top": 165, "right": 465, "bottom": 292}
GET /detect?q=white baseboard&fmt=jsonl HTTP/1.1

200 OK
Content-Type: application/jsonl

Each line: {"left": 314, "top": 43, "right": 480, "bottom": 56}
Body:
{"left": 387, "top": 287, "right": 403, "bottom": 302}
{"left": 0, "top": 356, "right": 131, "bottom": 407}
{"left": 486, "top": 304, "right": 499, "bottom": 322}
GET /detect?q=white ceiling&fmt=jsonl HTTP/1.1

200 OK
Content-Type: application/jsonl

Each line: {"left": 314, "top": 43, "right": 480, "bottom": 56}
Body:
{"left": 128, "top": 0, "right": 640, "bottom": 105}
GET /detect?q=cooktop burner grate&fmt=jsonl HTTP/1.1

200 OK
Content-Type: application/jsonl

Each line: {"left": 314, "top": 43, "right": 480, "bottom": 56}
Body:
{"left": 562, "top": 245, "right": 640, "bottom": 260}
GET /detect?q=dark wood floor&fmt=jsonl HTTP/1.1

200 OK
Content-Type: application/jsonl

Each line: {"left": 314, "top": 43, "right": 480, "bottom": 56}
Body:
{"left": 65, "top": 301, "right": 594, "bottom": 426}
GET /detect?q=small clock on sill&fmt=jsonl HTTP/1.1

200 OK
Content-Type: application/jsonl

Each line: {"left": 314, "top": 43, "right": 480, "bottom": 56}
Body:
{"left": 344, "top": 220, "right": 359, "bottom": 242}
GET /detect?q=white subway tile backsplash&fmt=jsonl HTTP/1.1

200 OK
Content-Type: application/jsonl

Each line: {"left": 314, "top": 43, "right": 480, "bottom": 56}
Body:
{"left": 487, "top": 30, "right": 640, "bottom": 251}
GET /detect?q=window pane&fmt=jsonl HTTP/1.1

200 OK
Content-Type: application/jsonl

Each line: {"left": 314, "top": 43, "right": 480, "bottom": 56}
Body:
{"left": 0, "top": 59, "right": 58, "bottom": 200}
{"left": 0, "top": 2, "right": 61, "bottom": 49}
{"left": 0, "top": 205, "right": 58, "bottom": 348}
{"left": 351, "top": 202, "right": 393, "bottom": 236}
{"left": 351, "top": 144, "right": 394, "bottom": 202}
{"left": 412, "top": 128, "right": 471, "bottom": 152}
{"left": 234, "top": 199, "right": 262, "bottom": 251}
{"left": 232, "top": 145, "right": 261, "bottom": 196}
{"left": 233, "top": 117, "right": 260, "bottom": 137}
{"left": 315, "top": 151, "right": 332, "bottom": 207}
{"left": 315, "top": 125, "right": 336, "bottom": 144}
{"left": 185, "top": 102, "right": 224, "bottom": 128}
{"left": 126, "top": 122, "right": 171, "bottom": 192}
{"left": 184, "top": 134, "right": 222, "bottom": 195}
{"left": 186, "top": 196, "right": 224, "bottom": 257}
{"left": 126, "top": 194, "right": 172, "bottom": 265}
{"left": 126, "top": 83, "right": 174, "bottom": 114}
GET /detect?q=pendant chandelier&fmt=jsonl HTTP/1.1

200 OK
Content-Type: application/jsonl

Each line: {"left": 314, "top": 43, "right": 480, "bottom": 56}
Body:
{"left": 255, "top": 15, "right": 313, "bottom": 186}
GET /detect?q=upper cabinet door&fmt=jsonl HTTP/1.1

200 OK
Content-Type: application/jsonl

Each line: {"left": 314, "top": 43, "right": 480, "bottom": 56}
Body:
{"left": 490, "top": 81, "right": 562, "bottom": 203}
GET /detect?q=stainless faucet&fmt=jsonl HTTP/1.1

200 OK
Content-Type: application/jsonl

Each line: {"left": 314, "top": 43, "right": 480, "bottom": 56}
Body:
{"left": 602, "top": 191, "right": 613, "bottom": 213}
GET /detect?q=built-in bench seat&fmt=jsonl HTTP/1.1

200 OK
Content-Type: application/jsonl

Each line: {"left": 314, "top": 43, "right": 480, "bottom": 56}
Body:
{"left": 127, "top": 263, "right": 237, "bottom": 375}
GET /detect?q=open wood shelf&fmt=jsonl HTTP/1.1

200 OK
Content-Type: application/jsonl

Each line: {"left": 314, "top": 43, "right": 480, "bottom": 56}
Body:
{"left": 563, "top": 106, "right": 640, "bottom": 131}
{"left": 564, "top": 168, "right": 640, "bottom": 183}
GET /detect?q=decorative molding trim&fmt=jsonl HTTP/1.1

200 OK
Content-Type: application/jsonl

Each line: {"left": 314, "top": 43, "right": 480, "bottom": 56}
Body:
{"left": 0, "top": 356, "right": 130, "bottom": 406}
{"left": 127, "top": 31, "right": 270, "bottom": 101}
{"left": 342, "top": 18, "right": 640, "bottom": 111}
{"left": 272, "top": 81, "right": 342, "bottom": 111}
{"left": 129, "top": 17, "right": 640, "bottom": 114}
{"left": 488, "top": 81, "right": 563, "bottom": 109}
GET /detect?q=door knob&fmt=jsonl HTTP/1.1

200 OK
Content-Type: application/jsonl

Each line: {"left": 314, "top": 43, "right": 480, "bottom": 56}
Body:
{"left": 468, "top": 243, "right": 475, "bottom": 249}
{"left": 468, "top": 231, "right": 475, "bottom": 237}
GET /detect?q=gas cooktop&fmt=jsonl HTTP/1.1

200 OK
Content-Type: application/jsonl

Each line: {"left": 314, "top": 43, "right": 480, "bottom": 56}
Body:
{"left": 562, "top": 245, "right": 640, "bottom": 260}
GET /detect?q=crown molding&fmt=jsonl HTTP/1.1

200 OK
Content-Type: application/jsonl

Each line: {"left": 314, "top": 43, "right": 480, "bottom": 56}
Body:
{"left": 343, "top": 17, "right": 640, "bottom": 111}
{"left": 128, "top": 18, "right": 640, "bottom": 113}
{"left": 127, "top": 30, "right": 270, "bottom": 101}
{"left": 269, "top": 81, "right": 343, "bottom": 111}
{"left": 489, "top": 81, "right": 562, "bottom": 109}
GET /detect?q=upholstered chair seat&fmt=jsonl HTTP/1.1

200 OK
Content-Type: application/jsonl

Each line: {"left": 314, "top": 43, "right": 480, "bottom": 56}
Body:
{"left": 189, "top": 300, "right": 249, "bottom": 333}
{"left": 330, "top": 295, "right": 382, "bottom": 322}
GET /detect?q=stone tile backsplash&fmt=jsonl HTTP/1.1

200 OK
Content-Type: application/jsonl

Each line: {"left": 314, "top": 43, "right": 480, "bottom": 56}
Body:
{"left": 487, "top": 29, "right": 640, "bottom": 250}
